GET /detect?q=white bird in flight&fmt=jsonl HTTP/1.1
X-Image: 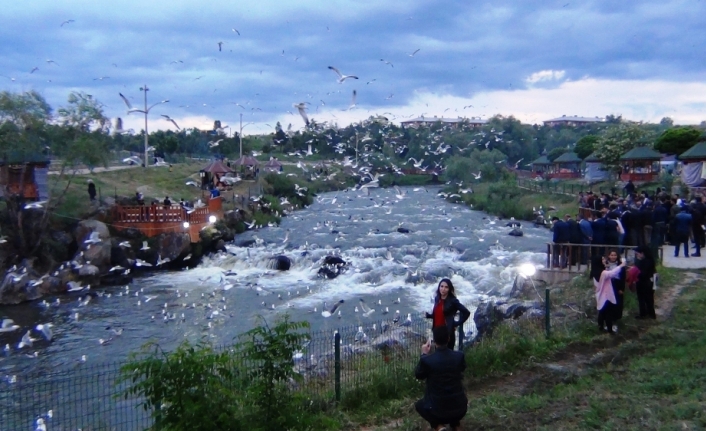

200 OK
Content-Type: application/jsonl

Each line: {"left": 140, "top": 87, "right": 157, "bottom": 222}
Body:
{"left": 328, "top": 66, "right": 358, "bottom": 83}
{"left": 161, "top": 114, "right": 180, "bottom": 130}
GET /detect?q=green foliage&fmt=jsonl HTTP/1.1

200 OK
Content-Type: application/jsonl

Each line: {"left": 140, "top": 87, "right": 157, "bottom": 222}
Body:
{"left": 118, "top": 317, "right": 337, "bottom": 431}
{"left": 546, "top": 147, "right": 567, "bottom": 162}
{"left": 574, "top": 135, "right": 598, "bottom": 159}
{"left": 118, "top": 341, "right": 245, "bottom": 431}
{"left": 57, "top": 91, "right": 109, "bottom": 133}
{"left": 594, "top": 124, "right": 654, "bottom": 173}
{"left": 654, "top": 127, "right": 702, "bottom": 155}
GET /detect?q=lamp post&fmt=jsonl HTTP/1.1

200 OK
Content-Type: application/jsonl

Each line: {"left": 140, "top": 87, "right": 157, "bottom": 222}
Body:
{"left": 238, "top": 113, "right": 253, "bottom": 159}
{"left": 133, "top": 85, "right": 169, "bottom": 168}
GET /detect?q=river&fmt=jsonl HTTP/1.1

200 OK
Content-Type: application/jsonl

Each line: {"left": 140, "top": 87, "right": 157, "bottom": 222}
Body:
{"left": 0, "top": 185, "right": 551, "bottom": 378}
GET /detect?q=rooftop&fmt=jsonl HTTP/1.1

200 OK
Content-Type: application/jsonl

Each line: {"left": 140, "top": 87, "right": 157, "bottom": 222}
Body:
{"left": 620, "top": 146, "right": 662, "bottom": 160}
{"left": 400, "top": 116, "right": 487, "bottom": 124}
{"left": 553, "top": 151, "right": 582, "bottom": 163}
{"left": 544, "top": 115, "right": 605, "bottom": 123}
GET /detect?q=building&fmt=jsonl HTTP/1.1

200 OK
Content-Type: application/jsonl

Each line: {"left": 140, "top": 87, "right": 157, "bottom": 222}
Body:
{"left": 400, "top": 116, "right": 486, "bottom": 129}
{"left": 678, "top": 141, "right": 706, "bottom": 188}
{"left": 0, "top": 152, "right": 51, "bottom": 201}
{"left": 546, "top": 151, "right": 582, "bottom": 179}
{"left": 619, "top": 146, "right": 662, "bottom": 182}
{"left": 543, "top": 115, "right": 605, "bottom": 127}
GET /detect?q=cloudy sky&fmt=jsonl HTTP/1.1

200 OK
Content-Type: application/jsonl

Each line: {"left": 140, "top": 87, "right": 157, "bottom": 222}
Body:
{"left": 1, "top": 0, "right": 705, "bottom": 135}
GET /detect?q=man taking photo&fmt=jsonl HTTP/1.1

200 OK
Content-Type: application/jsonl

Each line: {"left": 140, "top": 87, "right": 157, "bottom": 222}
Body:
{"left": 415, "top": 325, "right": 468, "bottom": 431}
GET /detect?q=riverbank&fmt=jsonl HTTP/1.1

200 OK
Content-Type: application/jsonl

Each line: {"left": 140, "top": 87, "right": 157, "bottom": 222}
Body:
{"left": 350, "top": 267, "right": 706, "bottom": 431}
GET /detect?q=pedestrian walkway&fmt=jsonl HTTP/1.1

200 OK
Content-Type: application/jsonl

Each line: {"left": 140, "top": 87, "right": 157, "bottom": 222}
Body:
{"left": 661, "top": 245, "right": 706, "bottom": 269}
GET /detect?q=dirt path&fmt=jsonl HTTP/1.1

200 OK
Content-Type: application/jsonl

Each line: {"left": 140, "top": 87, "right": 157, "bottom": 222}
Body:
{"left": 358, "top": 272, "right": 703, "bottom": 431}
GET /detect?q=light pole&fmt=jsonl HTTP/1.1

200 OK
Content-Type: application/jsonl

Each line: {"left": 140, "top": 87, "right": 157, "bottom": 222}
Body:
{"left": 133, "top": 85, "right": 169, "bottom": 167}
{"left": 238, "top": 113, "right": 253, "bottom": 159}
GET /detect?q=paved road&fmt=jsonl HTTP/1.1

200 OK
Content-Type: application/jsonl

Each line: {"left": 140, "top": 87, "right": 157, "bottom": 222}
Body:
{"left": 48, "top": 164, "right": 140, "bottom": 175}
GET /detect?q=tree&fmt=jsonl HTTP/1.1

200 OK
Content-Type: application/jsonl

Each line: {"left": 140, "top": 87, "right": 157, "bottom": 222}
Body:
{"left": 659, "top": 117, "right": 674, "bottom": 128}
{"left": 574, "top": 135, "right": 598, "bottom": 159}
{"left": 593, "top": 124, "right": 653, "bottom": 172}
{"left": 654, "top": 127, "right": 702, "bottom": 155}
{"left": 0, "top": 90, "right": 52, "bottom": 154}
{"left": 57, "top": 91, "right": 109, "bottom": 133}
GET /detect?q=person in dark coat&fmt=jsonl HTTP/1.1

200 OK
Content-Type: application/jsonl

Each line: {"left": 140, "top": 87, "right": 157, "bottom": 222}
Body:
{"left": 415, "top": 325, "right": 468, "bottom": 431}
{"left": 673, "top": 206, "right": 692, "bottom": 257}
{"left": 633, "top": 245, "right": 657, "bottom": 319}
{"left": 690, "top": 200, "right": 704, "bottom": 257}
{"left": 426, "top": 279, "right": 471, "bottom": 350}
{"left": 552, "top": 216, "right": 570, "bottom": 267}
{"left": 578, "top": 213, "right": 593, "bottom": 265}
{"left": 623, "top": 180, "right": 635, "bottom": 196}
{"left": 566, "top": 214, "right": 583, "bottom": 266}
{"left": 87, "top": 180, "right": 96, "bottom": 201}
{"left": 651, "top": 198, "right": 668, "bottom": 252}
{"left": 591, "top": 212, "right": 607, "bottom": 258}
{"left": 692, "top": 197, "right": 706, "bottom": 248}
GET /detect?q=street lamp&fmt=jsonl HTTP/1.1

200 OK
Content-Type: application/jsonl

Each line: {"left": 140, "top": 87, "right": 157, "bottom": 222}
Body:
{"left": 238, "top": 113, "right": 254, "bottom": 158}
{"left": 129, "top": 85, "right": 169, "bottom": 168}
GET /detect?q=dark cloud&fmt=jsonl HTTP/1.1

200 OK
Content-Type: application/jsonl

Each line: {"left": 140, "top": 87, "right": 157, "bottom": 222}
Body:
{"left": 1, "top": 0, "right": 705, "bottom": 128}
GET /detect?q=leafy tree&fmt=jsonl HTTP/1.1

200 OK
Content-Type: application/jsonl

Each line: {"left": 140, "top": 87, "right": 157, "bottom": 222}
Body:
{"left": 659, "top": 117, "right": 674, "bottom": 128}
{"left": 57, "top": 91, "right": 109, "bottom": 133}
{"left": 0, "top": 90, "right": 52, "bottom": 154}
{"left": 547, "top": 147, "right": 567, "bottom": 162}
{"left": 654, "top": 127, "right": 702, "bottom": 155}
{"left": 574, "top": 135, "right": 598, "bottom": 159}
{"left": 594, "top": 124, "right": 654, "bottom": 173}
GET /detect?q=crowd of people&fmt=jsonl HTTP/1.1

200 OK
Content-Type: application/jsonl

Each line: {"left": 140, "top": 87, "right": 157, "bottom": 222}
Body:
{"left": 550, "top": 181, "right": 705, "bottom": 268}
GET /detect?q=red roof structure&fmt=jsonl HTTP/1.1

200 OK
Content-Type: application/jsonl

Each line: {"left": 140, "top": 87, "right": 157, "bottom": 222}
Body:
{"left": 202, "top": 159, "right": 232, "bottom": 174}
{"left": 232, "top": 156, "right": 259, "bottom": 167}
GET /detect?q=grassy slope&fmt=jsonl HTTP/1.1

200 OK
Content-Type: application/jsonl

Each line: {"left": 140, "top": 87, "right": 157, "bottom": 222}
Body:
{"left": 349, "top": 267, "right": 706, "bottom": 431}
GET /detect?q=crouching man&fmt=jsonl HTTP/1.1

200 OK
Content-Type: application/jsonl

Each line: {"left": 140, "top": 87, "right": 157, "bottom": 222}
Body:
{"left": 414, "top": 325, "right": 468, "bottom": 431}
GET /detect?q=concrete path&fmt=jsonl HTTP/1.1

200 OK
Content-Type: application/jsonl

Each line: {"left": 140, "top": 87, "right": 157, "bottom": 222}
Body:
{"left": 661, "top": 245, "right": 706, "bottom": 269}
{"left": 48, "top": 165, "right": 141, "bottom": 175}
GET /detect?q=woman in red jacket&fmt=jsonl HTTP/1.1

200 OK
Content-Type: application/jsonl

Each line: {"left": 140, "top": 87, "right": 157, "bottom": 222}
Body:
{"left": 426, "top": 278, "right": 471, "bottom": 350}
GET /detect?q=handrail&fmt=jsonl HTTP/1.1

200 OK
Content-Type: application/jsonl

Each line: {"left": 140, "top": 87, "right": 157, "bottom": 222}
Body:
{"left": 544, "top": 242, "right": 662, "bottom": 272}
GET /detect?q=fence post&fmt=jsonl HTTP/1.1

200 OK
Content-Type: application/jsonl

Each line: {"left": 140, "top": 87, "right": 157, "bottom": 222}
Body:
{"left": 334, "top": 332, "right": 341, "bottom": 403}
{"left": 545, "top": 288, "right": 551, "bottom": 338}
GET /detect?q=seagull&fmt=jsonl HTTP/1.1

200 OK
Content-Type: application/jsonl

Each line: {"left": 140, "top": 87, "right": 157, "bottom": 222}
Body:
{"left": 60, "top": 19, "right": 75, "bottom": 26}
{"left": 208, "top": 139, "right": 224, "bottom": 148}
{"left": 35, "top": 323, "right": 53, "bottom": 341}
{"left": 66, "top": 281, "right": 83, "bottom": 292}
{"left": 161, "top": 114, "right": 180, "bottom": 130}
{"left": 0, "top": 319, "right": 20, "bottom": 333}
{"left": 232, "top": 28, "right": 240, "bottom": 35}
{"left": 24, "top": 200, "right": 47, "bottom": 209}
{"left": 118, "top": 241, "right": 131, "bottom": 248}
{"left": 472, "top": 172, "right": 482, "bottom": 180}
{"left": 84, "top": 231, "right": 101, "bottom": 244}
{"left": 409, "top": 48, "right": 420, "bottom": 57}
{"left": 328, "top": 66, "right": 358, "bottom": 83}
{"left": 348, "top": 90, "right": 357, "bottom": 110}
{"left": 217, "top": 41, "right": 223, "bottom": 51}
{"left": 293, "top": 102, "right": 309, "bottom": 126}
{"left": 122, "top": 156, "right": 142, "bottom": 165}
{"left": 18, "top": 330, "right": 36, "bottom": 349}
{"left": 358, "top": 299, "right": 375, "bottom": 317}
{"left": 140, "top": 241, "right": 150, "bottom": 251}
{"left": 321, "top": 299, "right": 345, "bottom": 317}
{"left": 380, "top": 59, "right": 394, "bottom": 67}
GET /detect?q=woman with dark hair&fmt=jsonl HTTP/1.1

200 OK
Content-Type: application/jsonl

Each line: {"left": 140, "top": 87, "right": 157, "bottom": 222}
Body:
{"left": 633, "top": 245, "right": 657, "bottom": 319}
{"left": 591, "top": 255, "right": 626, "bottom": 334}
{"left": 426, "top": 278, "right": 471, "bottom": 350}
{"left": 605, "top": 249, "right": 626, "bottom": 325}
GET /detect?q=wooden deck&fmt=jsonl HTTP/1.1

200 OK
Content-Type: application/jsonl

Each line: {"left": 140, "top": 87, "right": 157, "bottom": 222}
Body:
{"left": 112, "top": 197, "right": 223, "bottom": 242}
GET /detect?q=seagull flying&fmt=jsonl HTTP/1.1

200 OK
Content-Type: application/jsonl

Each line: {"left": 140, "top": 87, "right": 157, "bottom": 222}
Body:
{"left": 161, "top": 114, "right": 180, "bottom": 130}
{"left": 293, "top": 102, "right": 309, "bottom": 126}
{"left": 409, "top": 48, "right": 420, "bottom": 57}
{"left": 328, "top": 66, "right": 358, "bottom": 83}
{"left": 321, "top": 299, "right": 345, "bottom": 317}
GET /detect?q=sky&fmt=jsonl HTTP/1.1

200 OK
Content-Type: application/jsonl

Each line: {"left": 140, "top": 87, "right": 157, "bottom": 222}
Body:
{"left": 1, "top": 0, "right": 705, "bottom": 135}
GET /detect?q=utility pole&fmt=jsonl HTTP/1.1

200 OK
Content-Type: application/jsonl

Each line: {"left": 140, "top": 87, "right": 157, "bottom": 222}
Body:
{"left": 141, "top": 85, "right": 149, "bottom": 168}
{"left": 239, "top": 113, "right": 243, "bottom": 159}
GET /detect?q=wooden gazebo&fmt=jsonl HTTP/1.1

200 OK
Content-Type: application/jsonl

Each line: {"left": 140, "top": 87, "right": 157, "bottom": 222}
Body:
{"left": 200, "top": 159, "right": 232, "bottom": 189}
{"left": 619, "top": 146, "right": 661, "bottom": 182}
{"left": 0, "top": 152, "right": 51, "bottom": 201}
{"left": 263, "top": 157, "right": 283, "bottom": 172}
{"left": 678, "top": 141, "right": 706, "bottom": 190}
{"left": 547, "top": 151, "right": 581, "bottom": 179}
{"left": 530, "top": 155, "right": 550, "bottom": 176}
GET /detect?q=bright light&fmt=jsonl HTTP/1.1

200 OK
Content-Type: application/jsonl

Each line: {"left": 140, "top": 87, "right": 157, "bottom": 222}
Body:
{"left": 519, "top": 263, "right": 536, "bottom": 278}
{"left": 183, "top": 222, "right": 189, "bottom": 229}
{"left": 208, "top": 215, "right": 217, "bottom": 224}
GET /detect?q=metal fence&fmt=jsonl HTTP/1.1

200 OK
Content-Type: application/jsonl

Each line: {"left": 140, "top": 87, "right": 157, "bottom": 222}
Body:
{"left": 1, "top": 298, "right": 585, "bottom": 431}
{"left": 516, "top": 178, "right": 618, "bottom": 197}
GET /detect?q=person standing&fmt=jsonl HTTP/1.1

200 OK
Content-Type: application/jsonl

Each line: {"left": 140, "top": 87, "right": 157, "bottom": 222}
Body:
{"left": 425, "top": 279, "right": 471, "bottom": 351}
{"left": 566, "top": 214, "right": 582, "bottom": 267}
{"left": 633, "top": 245, "right": 657, "bottom": 319}
{"left": 673, "top": 206, "right": 692, "bottom": 257}
{"left": 552, "top": 216, "right": 570, "bottom": 267}
{"left": 578, "top": 213, "right": 593, "bottom": 265}
{"left": 623, "top": 180, "right": 636, "bottom": 197}
{"left": 591, "top": 255, "right": 625, "bottom": 334}
{"left": 415, "top": 325, "right": 468, "bottom": 431}
{"left": 605, "top": 249, "right": 627, "bottom": 328}
{"left": 87, "top": 179, "right": 96, "bottom": 201}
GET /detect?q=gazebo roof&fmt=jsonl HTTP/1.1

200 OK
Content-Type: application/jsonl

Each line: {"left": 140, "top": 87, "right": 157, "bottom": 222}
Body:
{"left": 202, "top": 159, "right": 232, "bottom": 174}
{"left": 678, "top": 141, "right": 706, "bottom": 161}
{"left": 232, "top": 156, "right": 259, "bottom": 166}
{"left": 553, "top": 151, "right": 582, "bottom": 163}
{"left": 584, "top": 152, "right": 602, "bottom": 163}
{"left": 531, "top": 155, "right": 550, "bottom": 165}
{"left": 620, "top": 146, "right": 661, "bottom": 160}
{"left": 264, "top": 158, "right": 283, "bottom": 168}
